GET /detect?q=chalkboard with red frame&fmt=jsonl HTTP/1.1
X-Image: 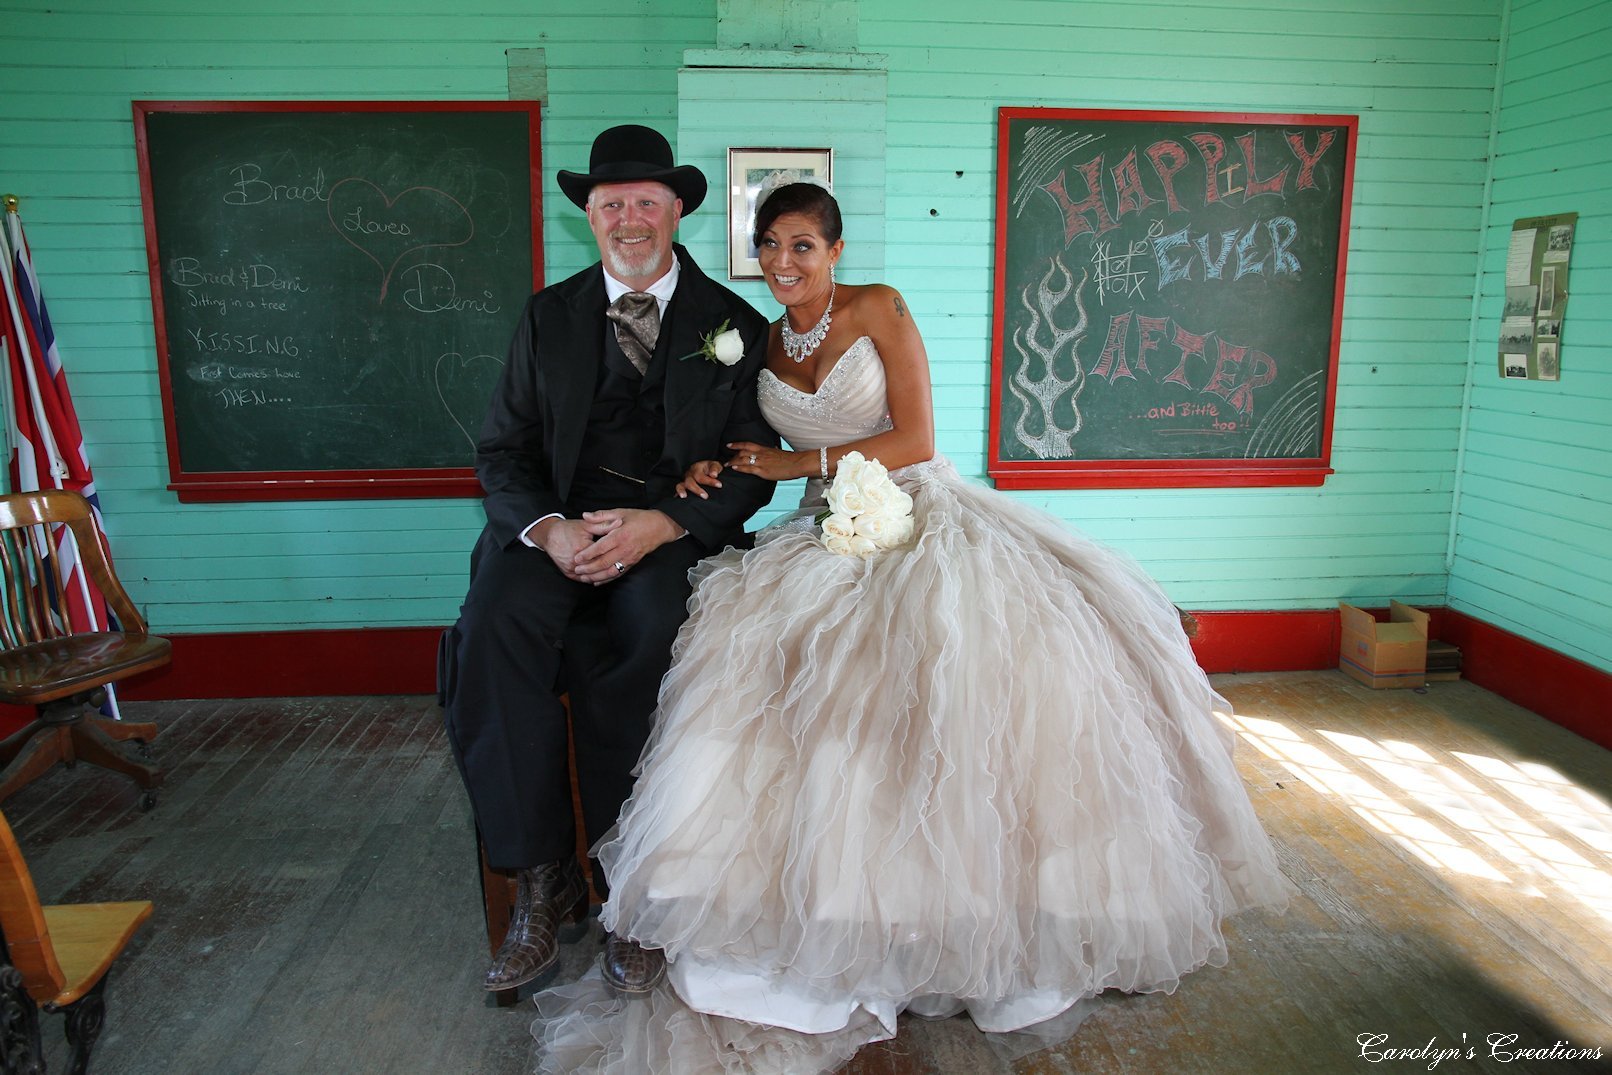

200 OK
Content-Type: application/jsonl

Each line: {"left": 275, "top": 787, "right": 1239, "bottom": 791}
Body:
{"left": 134, "top": 100, "right": 542, "bottom": 502}
{"left": 990, "top": 107, "right": 1356, "bottom": 489}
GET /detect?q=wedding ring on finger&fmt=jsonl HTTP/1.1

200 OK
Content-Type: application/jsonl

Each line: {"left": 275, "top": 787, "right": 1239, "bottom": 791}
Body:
{"left": 749, "top": 454, "right": 757, "bottom": 465}
{"left": 613, "top": 561, "right": 626, "bottom": 574}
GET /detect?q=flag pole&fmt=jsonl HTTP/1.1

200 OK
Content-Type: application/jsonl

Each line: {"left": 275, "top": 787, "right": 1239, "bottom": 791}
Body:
{"left": 1, "top": 202, "right": 112, "bottom": 647}
{"left": 0, "top": 230, "right": 70, "bottom": 490}
{"left": 0, "top": 197, "right": 17, "bottom": 495}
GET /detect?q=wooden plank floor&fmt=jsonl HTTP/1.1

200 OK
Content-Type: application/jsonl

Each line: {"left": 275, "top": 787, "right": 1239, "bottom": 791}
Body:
{"left": 6, "top": 672, "right": 1610, "bottom": 1074}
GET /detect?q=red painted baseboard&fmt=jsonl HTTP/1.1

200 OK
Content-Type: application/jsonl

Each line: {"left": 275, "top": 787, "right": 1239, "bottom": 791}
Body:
{"left": 1429, "top": 609, "right": 1610, "bottom": 750}
{"left": 4, "top": 611, "right": 1606, "bottom": 750}
{"left": 120, "top": 626, "right": 445, "bottom": 700}
{"left": 1189, "top": 607, "right": 1608, "bottom": 749}
{"left": 0, "top": 626, "right": 443, "bottom": 736}
{"left": 61, "top": 616, "right": 1341, "bottom": 703}
{"left": 1188, "top": 610, "right": 1340, "bottom": 674}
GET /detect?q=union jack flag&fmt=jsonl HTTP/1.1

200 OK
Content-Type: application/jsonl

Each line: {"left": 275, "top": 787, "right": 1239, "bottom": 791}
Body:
{"left": 0, "top": 201, "right": 118, "bottom": 673}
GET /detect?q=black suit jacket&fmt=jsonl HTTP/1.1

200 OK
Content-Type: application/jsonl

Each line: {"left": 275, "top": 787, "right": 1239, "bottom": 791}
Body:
{"left": 475, "top": 245, "right": 777, "bottom": 554}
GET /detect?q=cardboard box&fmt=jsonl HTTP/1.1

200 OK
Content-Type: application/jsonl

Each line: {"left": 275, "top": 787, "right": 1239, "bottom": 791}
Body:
{"left": 1339, "top": 600, "right": 1429, "bottom": 689}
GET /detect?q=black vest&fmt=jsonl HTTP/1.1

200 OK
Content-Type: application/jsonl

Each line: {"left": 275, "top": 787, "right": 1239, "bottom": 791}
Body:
{"left": 568, "top": 322, "right": 668, "bottom": 512}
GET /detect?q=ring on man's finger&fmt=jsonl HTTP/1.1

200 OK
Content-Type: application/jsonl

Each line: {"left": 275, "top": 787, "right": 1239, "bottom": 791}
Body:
{"left": 749, "top": 454, "right": 757, "bottom": 465}
{"left": 613, "top": 561, "right": 626, "bottom": 574}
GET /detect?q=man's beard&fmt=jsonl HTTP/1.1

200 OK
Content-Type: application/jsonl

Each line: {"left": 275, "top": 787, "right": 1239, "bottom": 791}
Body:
{"left": 603, "top": 230, "right": 668, "bottom": 280}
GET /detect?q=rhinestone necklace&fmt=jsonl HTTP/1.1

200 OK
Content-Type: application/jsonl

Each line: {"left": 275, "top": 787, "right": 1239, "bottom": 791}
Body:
{"left": 780, "top": 280, "right": 834, "bottom": 364}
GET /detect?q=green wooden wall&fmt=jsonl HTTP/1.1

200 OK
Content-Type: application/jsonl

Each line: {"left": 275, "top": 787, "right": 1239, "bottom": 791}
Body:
{"left": 861, "top": 0, "right": 1500, "bottom": 615}
{"left": 1448, "top": 0, "right": 1612, "bottom": 672}
{"left": 3, "top": 0, "right": 1603, "bottom": 675}
{"left": 0, "top": 0, "right": 714, "bottom": 632}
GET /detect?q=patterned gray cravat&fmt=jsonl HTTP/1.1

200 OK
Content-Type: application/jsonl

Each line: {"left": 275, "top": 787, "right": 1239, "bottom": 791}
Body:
{"left": 606, "top": 291, "right": 660, "bottom": 376}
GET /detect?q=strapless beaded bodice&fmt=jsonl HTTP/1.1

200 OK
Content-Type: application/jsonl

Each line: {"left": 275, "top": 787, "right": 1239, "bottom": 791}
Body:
{"left": 758, "top": 336, "right": 893, "bottom": 451}
{"left": 757, "top": 335, "right": 951, "bottom": 512}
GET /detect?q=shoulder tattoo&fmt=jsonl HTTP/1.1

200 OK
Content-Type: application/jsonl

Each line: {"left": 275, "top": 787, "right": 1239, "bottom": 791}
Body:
{"left": 893, "top": 294, "right": 907, "bottom": 319}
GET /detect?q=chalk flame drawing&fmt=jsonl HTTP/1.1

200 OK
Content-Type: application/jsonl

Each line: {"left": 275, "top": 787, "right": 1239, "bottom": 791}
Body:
{"left": 1009, "top": 255, "right": 1089, "bottom": 460}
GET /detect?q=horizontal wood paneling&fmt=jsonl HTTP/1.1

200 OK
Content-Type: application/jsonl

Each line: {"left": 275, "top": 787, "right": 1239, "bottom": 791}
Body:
{"left": 861, "top": 0, "right": 1498, "bottom": 611}
{"left": 1447, "top": 0, "right": 1612, "bottom": 672}
{"left": 15, "top": 0, "right": 1597, "bottom": 643}
{"left": 676, "top": 64, "right": 887, "bottom": 303}
{"left": 0, "top": 0, "right": 713, "bottom": 632}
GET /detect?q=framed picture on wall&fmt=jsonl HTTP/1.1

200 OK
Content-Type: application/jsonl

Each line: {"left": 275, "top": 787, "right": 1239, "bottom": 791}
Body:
{"left": 727, "top": 147, "right": 833, "bottom": 279}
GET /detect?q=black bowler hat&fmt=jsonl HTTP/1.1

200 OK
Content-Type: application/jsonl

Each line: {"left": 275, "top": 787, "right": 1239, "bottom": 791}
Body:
{"left": 557, "top": 125, "right": 707, "bottom": 214}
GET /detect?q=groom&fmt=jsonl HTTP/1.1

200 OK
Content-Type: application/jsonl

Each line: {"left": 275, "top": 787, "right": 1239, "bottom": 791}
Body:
{"left": 440, "top": 125, "right": 775, "bottom": 996}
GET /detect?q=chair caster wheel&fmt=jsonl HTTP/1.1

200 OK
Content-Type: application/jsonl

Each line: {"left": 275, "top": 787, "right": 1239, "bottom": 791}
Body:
{"left": 139, "top": 792, "right": 157, "bottom": 812}
{"left": 137, "top": 742, "right": 152, "bottom": 759}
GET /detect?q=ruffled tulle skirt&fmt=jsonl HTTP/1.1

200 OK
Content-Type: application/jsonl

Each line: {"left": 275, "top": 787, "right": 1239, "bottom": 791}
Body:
{"left": 533, "top": 458, "right": 1289, "bottom": 1073}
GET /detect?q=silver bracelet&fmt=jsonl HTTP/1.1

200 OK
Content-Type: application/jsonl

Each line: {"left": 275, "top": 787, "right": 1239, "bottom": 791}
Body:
{"left": 819, "top": 446, "right": 829, "bottom": 480}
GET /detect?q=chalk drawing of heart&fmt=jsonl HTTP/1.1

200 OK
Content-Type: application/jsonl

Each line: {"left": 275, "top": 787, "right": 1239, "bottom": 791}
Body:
{"left": 327, "top": 178, "right": 475, "bottom": 304}
{"left": 435, "top": 352, "right": 505, "bottom": 452}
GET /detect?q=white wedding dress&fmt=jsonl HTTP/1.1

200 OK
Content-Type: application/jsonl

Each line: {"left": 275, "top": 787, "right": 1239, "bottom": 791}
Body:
{"left": 532, "top": 337, "right": 1290, "bottom": 1073}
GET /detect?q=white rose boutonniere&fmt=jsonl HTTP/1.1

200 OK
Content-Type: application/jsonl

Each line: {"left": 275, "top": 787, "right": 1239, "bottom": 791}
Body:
{"left": 679, "top": 318, "right": 745, "bottom": 366}
{"left": 815, "top": 451, "right": 916, "bottom": 558}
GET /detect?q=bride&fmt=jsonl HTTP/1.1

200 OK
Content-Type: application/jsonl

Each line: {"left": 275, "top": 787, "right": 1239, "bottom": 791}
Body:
{"left": 532, "top": 181, "right": 1291, "bottom": 1073}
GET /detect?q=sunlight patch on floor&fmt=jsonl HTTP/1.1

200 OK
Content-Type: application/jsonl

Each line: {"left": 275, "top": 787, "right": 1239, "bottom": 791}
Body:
{"left": 1221, "top": 710, "right": 1612, "bottom": 923}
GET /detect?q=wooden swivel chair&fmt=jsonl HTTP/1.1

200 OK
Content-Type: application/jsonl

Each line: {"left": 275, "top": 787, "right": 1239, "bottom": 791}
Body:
{"left": 0, "top": 806, "right": 152, "bottom": 1074}
{"left": 0, "top": 490, "right": 169, "bottom": 808}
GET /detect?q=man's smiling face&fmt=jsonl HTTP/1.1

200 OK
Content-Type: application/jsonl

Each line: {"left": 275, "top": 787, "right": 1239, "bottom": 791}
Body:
{"left": 586, "top": 180, "right": 681, "bottom": 288}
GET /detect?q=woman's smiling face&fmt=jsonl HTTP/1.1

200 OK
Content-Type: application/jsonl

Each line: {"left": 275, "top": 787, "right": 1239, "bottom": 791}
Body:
{"left": 757, "top": 211, "right": 843, "bottom": 310}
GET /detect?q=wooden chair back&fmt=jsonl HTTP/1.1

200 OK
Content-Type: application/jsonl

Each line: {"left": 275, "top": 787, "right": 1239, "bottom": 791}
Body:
{"left": 0, "top": 489, "right": 147, "bottom": 652}
{"left": 0, "top": 807, "right": 65, "bottom": 1001}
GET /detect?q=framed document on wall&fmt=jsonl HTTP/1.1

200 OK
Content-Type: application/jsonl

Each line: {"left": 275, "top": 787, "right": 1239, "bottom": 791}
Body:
{"left": 1498, "top": 211, "right": 1575, "bottom": 382}
{"left": 990, "top": 108, "right": 1357, "bottom": 489}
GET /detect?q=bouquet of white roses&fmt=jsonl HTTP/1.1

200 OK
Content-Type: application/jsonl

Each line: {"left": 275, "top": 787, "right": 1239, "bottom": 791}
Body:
{"left": 817, "top": 451, "right": 916, "bottom": 558}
